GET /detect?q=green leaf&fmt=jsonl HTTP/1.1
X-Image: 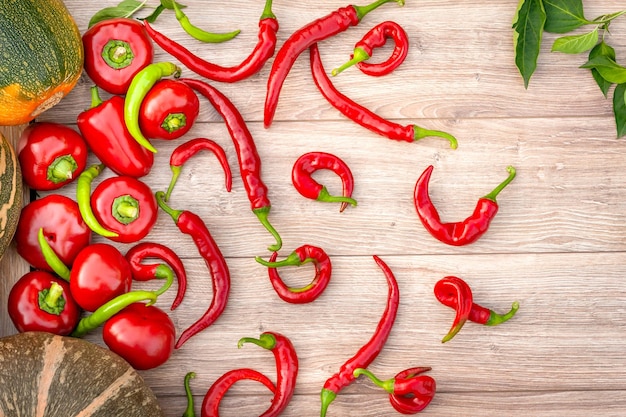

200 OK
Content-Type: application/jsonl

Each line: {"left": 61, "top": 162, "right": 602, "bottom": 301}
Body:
{"left": 543, "top": 0, "right": 591, "bottom": 33}
{"left": 551, "top": 28, "right": 598, "bottom": 54}
{"left": 581, "top": 56, "right": 626, "bottom": 84}
{"left": 513, "top": 0, "right": 547, "bottom": 88}
{"left": 588, "top": 41, "right": 616, "bottom": 97}
{"left": 88, "top": 0, "right": 147, "bottom": 28}
{"left": 612, "top": 83, "right": 626, "bottom": 138}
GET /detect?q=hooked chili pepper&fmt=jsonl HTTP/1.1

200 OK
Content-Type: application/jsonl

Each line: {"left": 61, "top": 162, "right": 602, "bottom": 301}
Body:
{"left": 310, "top": 44, "right": 458, "bottom": 149}
{"left": 76, "top": 164, "right": 119, "bottom": 238}
{"left": 144, "top": 0, "right": 278, "bottom": 83}
{"left": 124, "top": 62, "right": 182, "bottom": 153}
{"left": 332, "top": 20, "right": 409, "bottom": 77}
{"left": 320, "top": 255, "right": 399, "bottom": 417}
{"left": 354, "top": 367, "right": 436, "bottom": 414}
{"left": 264, "top": 0, "right": 405, "bottom": 128}
{"left": 165, "top": 137, "right": 232, "bottom": 201}
{"left": 171, "top": 0, "right": 240, "bottom": 43}
{"left": 255, "top": 244, "right": 332, "bottom": 304}
{"left": 125, "top": 241, "right": 187, "bottom": 310}
{"left": 435, "top": 276, "right": 519, "bottom": 343}
{"left": 414, "top": 165, "right": 516, "bottom": 246}
{"left": 181, "top": 77, "right": 282, "bottom": 251}
{"left": 155, "top": 191, "right": 230, "bottom": 348}
{"left": 292, "top": 151, "right": 357, "bottom": 212}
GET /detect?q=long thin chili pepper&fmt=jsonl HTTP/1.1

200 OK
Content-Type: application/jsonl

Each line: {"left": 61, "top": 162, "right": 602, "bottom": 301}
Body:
{"left": 310, "top": 44, "right": 458, "bottom": 148}
{"left": 125, "top": 241, "right": 188, "bottom": 310}
{"left": 124, "top": 62, "right": 182, "bottom": 153}
{"left": 171, "top": 0, "right": 240, "bottom": 43}
{"left": 435, "top": 276, "right": 519, "bottom": 343}
{"left": 263, "top": 0, "right": 405, "bottom": 128}
{"left": 414, "top": 165, "right": 516, "bottom": 246}
{"left": 165, "top": 137, "right": 232, "bottom": 201}
{"left": 320, "top": 255, "right": 399, "bottom": 416}
{"left": 292, "top": 152, "right": 357, "bottom": 212}
{"left": 255, "top": 244, "right": 332, "bottom": 304}
{"left": 144, "top": 0, "right": 278, "bottom": 83}
{"left": 76, "top": 164, "right": 119, "bottom": 238}
{"left": 332, "top": 20, "right": 409, "bottom": 77}
{"left": 37, "top": 228, "right": 71, "bottom": 282}
{"left": 155, "top": 191, "right": 230, "bottom": 348}
{"left": 181, "top": 77, "right": 282, "bottom": 252}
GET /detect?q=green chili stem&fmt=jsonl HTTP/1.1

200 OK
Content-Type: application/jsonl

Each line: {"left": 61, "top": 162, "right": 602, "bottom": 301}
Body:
{"left": 253, "top": 206, "right": 282, "bottom": 252}
{"left": 353, "top": 0, "right": 405, "bottom": 21}
{"left": 353, "top": 368, "right": 394, "bottom": 393}
{"left": 482, "top": 166, "right": 516, "bottom": 202}
{"left": 155, "top": 190, "right": 183, "bottom": 222}
{"left": 486, "top": 301, "right": 520, "bottom": 326}
{"left": 48, "top": 155, "right": 77, "bottom": 183}
{"left": 255, "top": 251, "right": 304, "bottom": 268}
{"left": 37, "top": 228, "right": 71, "bottom": 281}
{"left": 154, "top": 264, "right": 175, "bottom": 296}
{"left": 237, "top": 333, "right": 276, "bottom": 350}
{"left": 182, "top": 372, "right": 197, "bottom": 417}
{"left": 413, "top": 125, "right": 458, "bottom": 149}
{"left": 260, "top": 0, "right": 275, "bottom": 20}
{"left": 320, "top": 388, "right": 337, "bottom": 417}
{"left": 165, "top": 166, "right": 182, "bottom": 201}
{"left": 172, "top": 1, "right": 241, "bottom": 43}
{"left": 76, "top": 164, "right": 119, "bottom": 238}
{"left": 332, "top": 48, "right": 371, "bottom": 76}
{"left": 89, "top": 85, "right": 103, "bottom": 109}
{"left": 317, "top": 187, "right": 358, "bottom": 207}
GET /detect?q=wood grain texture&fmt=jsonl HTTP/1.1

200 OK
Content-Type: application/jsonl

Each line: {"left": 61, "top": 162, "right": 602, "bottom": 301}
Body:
{"left": 1, "top": 0, "right": 626, "bottom": 415}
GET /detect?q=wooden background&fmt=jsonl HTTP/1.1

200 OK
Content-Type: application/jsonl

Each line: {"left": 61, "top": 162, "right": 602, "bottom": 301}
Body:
{"left": 2, "top": 0, "right": 626, "bottom": 415}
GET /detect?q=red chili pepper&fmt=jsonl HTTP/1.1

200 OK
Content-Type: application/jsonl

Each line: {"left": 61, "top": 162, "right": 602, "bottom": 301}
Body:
{"left": 332, "top": 20, "right": 409, "bottom": 77}
{"left": 15, "top": 194, "right": 91, "bottom": 272}
{"left": 82, "top": 17, "right": 154, "bottom": 95}
{"left": 17, "top": 122, "right": 88, "bottom": 191}
{"left": 310, "top": 44, "right": 458, "bottom": 148}
{"left": 125, "top": 241, "right": 188, "bottom": 310}
{"left": 320, "top": 255, "right": 400, "bottom": 416}
{"left": 181, "top": 77, "right": 282, "bottom": 251}
{"left": 414, "top": 165, "right": 516, "bottom": 246}
{"left": 255, "top": 244, "right": 332, "bottom": 304}
{"left": 434, "top": 276, "right": 519, "bottom": 343}
{"left": 8, "top": 271, "right": 81, "bottom": 336}
{"left": 264, "top": 0, "right": 405, "bottom": 128}
{"left": 77, "top": 86, "right": 154, "bottom": 178}
{"left": 155, "top": 191, "right": 230, "bottom": 349}
{"left": 90, "top": 175, "right": 158, "bottom": 243}
{"left": 292, "top": 151, "right": 357, "bottom": 212}
{"left": 144, "top": 0, "right": 278, "bottom": 83}
{"left": 165, "top": 137, "right": 232, "bottom": 201}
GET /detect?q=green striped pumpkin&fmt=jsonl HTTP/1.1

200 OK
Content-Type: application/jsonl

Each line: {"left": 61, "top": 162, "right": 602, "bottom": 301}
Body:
{"left": 0, "top": 131, "right": 21, "bottom": 260}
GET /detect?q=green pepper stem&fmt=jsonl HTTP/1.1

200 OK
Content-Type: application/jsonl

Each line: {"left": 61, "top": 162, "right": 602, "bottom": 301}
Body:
{"left": 320, "top": 388, "right": 337, "bottom": 417}
{"left": 77, "top": 164, "right": 119, "bottom": 238}
{"left": 37, "top": 228, "right": 71, "bottom": 281}
{"left": 253, "top": 206, "right": 282, "bottom": 252}
{"left": 154, "top": 264, "right": 175, "bottom": 296}
{"left": 260, "top": 0, "right": 275, "bottom": 20}
{"left": 39, "top": 282, "right": 66, "bottom": 315}
{"left": 161, "top": 112, "right": 186, "bottom": 133}
{"left": 317, "top": 187, "right": 358, "bottom": 207}
{"left": 155, "top": 191, "right": 183, "bottom": 223}
{"left": 353, "top": 0, "right": 405, "bottom": 21}
{"left": 237, "top": 333, "right": 276, "bottom": 350}
{"left": 413, "top": 125, "right": 458, "bottom": 149}
{"left": 165, "top": 166, "right": 182, "bottom": 201}
{"left": 48, "top": 155, "right": 77, "bottom": 183}
{"left": 353, "top": 368, "right": 394, "bottom": 394}
{"left": 332, "top": 48, "right": 371, "bottom": 76}
{"left": 89, "top": 85, "right": 103, "bottom": 109}
{"left": 255, "top": 251, "right": 303, "bottom": 268}
{"left": 486, "top": 301, "right": 520, "bottom": 326}
{"left": 482, "top": 166, "right": 516, "bottom": 202}
{"left": 182, "top": 372, "right": 196, "bottom": 417}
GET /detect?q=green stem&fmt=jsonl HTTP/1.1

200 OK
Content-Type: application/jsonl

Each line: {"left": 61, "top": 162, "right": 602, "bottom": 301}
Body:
{"left": 48, "top": 155, "right": 77, "bottom": 183}
{"left": 77, "top": 164, "right": 119, "bottom": 238}
{"left": 317, "top": 187, "right": 358, "bottom": 207}
{"left": 353, "top": 0, "right": 405, "bottom": 21}
{"left": 253, "top": 206, "right": 282, "bottom": 252}
{"left": 486, "top": 301, "right": 520, "bottom": 326}
{"left": 155, "top": 191, "right": 183, "bottom": 223}
{"left": 260, "top": 0, "right": 275, "bottom": 20}
{"left": 89, "top": 85, "right": 103, "bottom": 109}
{"left": 161, "top": 112, "right": 186, "bottom": 133}
{"left": 165, "top": 166, "right": 182, "bottom": 201}
{"left": 237, "top": 333, "right": 276, "bottom": 350}
{"left": 182, "top": 372, "right": 196, "bottom": 417}
{"left": 255, "top": 251, "right": 303, "bottom": 268}
{"left": 353, "top": 368, "right": 394, "bottom": 393}
{"left": 482, "top": 166, "right": 516, "bottom": 202}
{"left": 332, "top": 48, "right": 371, "bottom": 76}
{"left": 38, "top": 282, "right": 67, "bottom": 315}
{"left": 154, "top": 264, "right": 175, "bottom": 296}
{"left": 413, "top": 125, "right": 458, "bottom": 149}
{"left": 320, "top": 388, "right": 337, "bottom": 417}
{"left": 37, "top": 228, "right": 71, "bottom": 281}
{"left": 112, "top": 195, "right": 139, "bottom": 224}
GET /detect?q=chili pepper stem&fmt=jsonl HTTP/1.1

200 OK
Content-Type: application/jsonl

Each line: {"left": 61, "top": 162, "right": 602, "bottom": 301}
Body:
{"left": 237, "top": 333, "right": 276, "bottom": 350}
{"left": 486, "top": 301, "right": 520, "bottom": 326}
{"left": 253, "top": 206, "right": 282, "bottom": 252}
{"left": 260, "top": 0, "right": 275, "bottom": 20}
{"left": 255, "top": 251, "right": 304, "bottom": 268}
{"left": 182, "top": 372, "right": 196, "bottom": 417}
{"left": 165, "top": 166, "right": 182, "bottom": 201}
{"left": 482, "top": 166, "right": 516, "bottom": 201}
{"left": 353, "top": 0, "right": 405, "bottom": 20}
{"left": 317, "top": 186, "right": 358, "bottom": 208}
{"left": 153, "top": 264, "right": 175, "bottom": 296}
{"left": 155, "top": 191, "right": 183, "bottom": 223}
{"left": 89, "top": 85, "right": 103, "bottom": 108}
{"left": 413, "top": 125, "right": 459, "bottom": 149}
{"left": 37, "top": 228, "right": 71, "bottom": 281}
{"left": 332, "top": 48, "right": 371, "bottom": 76}
{"left": 353, "top": 368, "right": 394, "bottom": 393}
{"left": 320, "top": 388, "right": 337, "bottom": 417}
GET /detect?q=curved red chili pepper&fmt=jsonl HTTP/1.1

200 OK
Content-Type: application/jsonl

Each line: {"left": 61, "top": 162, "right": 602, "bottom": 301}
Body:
{"left": 180, "top": 77, "right": 282, "bottom": 252}
{"left": 125, "top": 241, "right": 188, "bottom": 310}
{"left": 255, "top": 244, "right": 332, "bottom": 304}
{"left": 155, "top": 191, "right": 230, "bottom": 349}
{"left": 414, "top": 165, "right": 516, "bottom": 246}
{"left": 165, "top": 138, "right": 232, "bottom": 201}
{"left": 144, "top": 0, "right": 278, "bottom": 83}
{"left": 264, "top": 0, "right": 405, "bottom": 128}
{"left": 332, "top": 20, "right": 409, "bottom": 77}
{"left": 320, "top": 255, "right": 400, "bottom": 416}
{"left": 292, "top": 152, "right": 357, "bottom": 212}
{"left": 310, "top": 44, "right": 458, "bottom": 149}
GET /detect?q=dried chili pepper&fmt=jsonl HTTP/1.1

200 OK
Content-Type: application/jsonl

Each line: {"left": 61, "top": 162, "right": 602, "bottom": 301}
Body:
{"left": 181, "top": 77, "right": 282, "bottom": 251}
{"left": 292, "top": 151, "right": 357, "bottom": 212}
{"left": 125, "top": 241, "right": 187, "bottom": 310}
{"left": 435, "top": 276, "right": 519, "bottom": 343}
{"left": 144, "top": 0, "right": 278, "bottom": 83}
{"left": 310, "top": 44, "right": 458, "bottom": 148}
{"left": 171, "top": 0, "right": 240, "bottom": 43}
{"left": 354, "top": 367, "right": 436, "bottom": 414}
{"left": 165, "top": 138, "right": 232, "bottom": 201}
{"left": 263, "top": 0, "right": 405, "bottom": 128}
{"left": 332, "top": 20, "right": 409, "bottom": 77}
{"left": 155, "top": 191, "right": 230, "bottom": 348}
{"left": 255, "top": 244, "right": 332, "bottom": 304}
{"left": 320, "top": 255, "right": 399, "bottom": 416}
{"left": 414, "top": 165, "right": 516, "bottom": 246}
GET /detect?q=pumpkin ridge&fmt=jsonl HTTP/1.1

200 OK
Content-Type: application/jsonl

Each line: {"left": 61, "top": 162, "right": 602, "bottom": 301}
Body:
{"left": 74, "top": 367, "right": 137, "bottom": 417}
{"left": 37, "top": 336, "right": 67, "bottom": 416}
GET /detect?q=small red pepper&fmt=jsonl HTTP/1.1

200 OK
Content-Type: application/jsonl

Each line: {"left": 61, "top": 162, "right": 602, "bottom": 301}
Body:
{"left": 292, "top": 151, "right": 357, "bottom": 212}
{"left": 165, "top": 138, "right": 232, "bottom": 201}
{"left": 82, "top": 17, "right": 154, "bottom": 95}
{"left": 414, "top": 165, "right": 516, "bottom": 246}
{"left": 332, "top": 20, "right": 409, "bottom": 77}
{"left": 255, "top": 244, "right": 332, "bottom": 304}
{"left": 17, "top": 122, "right": 88, "bottom": 191}
{"left": 435, "top": 276, "right": 519, "bottom": 343}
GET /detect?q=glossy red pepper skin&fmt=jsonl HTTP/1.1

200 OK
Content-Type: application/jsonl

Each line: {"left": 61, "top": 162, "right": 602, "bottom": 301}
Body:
{"left": 138, "top": 79, "right": 200, "bottom": 140}
{"left": 82, "top": 18, "right": 154, "bottom": 95}
{"left": 320, "top": 255, "right": 400, "bottom": 416}
{"left": 17, "top": 122, "right": 88, "bottom": 191}
{"left": 15, "top": 194, "right": 91, "bottom": 272}
{"left": 77, "top": 87, "right": 154, "bottom": 177}
{"left": 90, "top": 175, "right": 158, "bottom": 243}
{"left": 414, "top": 165, "right": 516, "bottom": 246}
{"left": 8, "top": 271, "right": 80, "bottom": 336}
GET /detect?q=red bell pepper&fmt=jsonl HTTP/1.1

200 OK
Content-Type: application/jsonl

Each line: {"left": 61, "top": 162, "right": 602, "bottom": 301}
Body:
{"left": 82, "top": 17, "right": 154, "bottom": 95}
{"left": 77, "top": 86, "right": 154, "bottom": 178}
{"left": 17, "top": 122, "right": 88, "bottom": 191}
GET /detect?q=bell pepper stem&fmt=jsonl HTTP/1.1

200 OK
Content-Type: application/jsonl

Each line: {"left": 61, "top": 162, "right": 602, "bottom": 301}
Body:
{"left": 89, "top": 85, "right": 103, "bottom": 109}
{"left": 253, "top": 206, "right": 282, "bottom": 252}
{"left": 486, "top": 301, "right": 520, "bottom": 326}
{"left": 237, "top": 333, "right": 277, "bottom": 350}
{"left": 332, "top": 48, "right": 371, "bottom": 76}
{"left": 38, "top": 282, "right": 67, "bottom": 315}
{"left": 482, "top": 166, "right": 516, "bottom": 202}
{"left": 413, "top": 125, "right": 458, "bottom": 149}
{"left": 48, "top": 155, "right": 78, "bottom": 183}
{"left": 182, "top": 372, "right": 197, "bottom": 417}
{"left": 353, "top": 0, "right": 405, "bottom": 21}
{"left": 37, "top": 228, "right": 71, "bottom": 281}
{"left": 353, "top": 368, "right": 394, "bottom": 394}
